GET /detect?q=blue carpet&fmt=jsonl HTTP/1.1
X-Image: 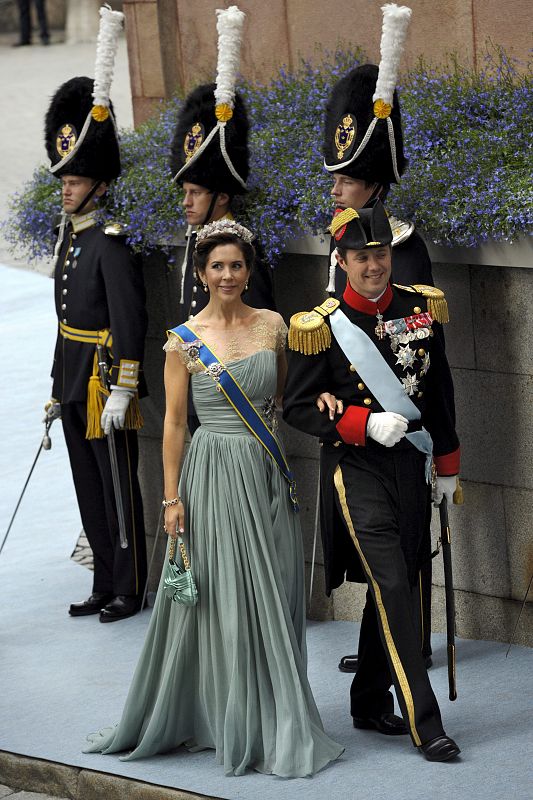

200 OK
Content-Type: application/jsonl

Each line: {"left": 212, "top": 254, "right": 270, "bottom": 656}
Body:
{"left": 1, "top": 265, "right": 532, "bottom": 799}
{"left": 1, "top": 522, "right": 532, "bottom": 800}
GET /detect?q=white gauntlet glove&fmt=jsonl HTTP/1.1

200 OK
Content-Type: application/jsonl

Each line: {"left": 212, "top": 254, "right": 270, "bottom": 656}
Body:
{"left": 366, "top": 412, "right": 408, "bottom": 447}
{"left": 101, "top": 387, "right": 134, "bottom": 435}
{"left": 432, "top": 475, "right": 457, "bottom": 507}
{"left": 43, "top": 398, "right": 61, "bottom": 422}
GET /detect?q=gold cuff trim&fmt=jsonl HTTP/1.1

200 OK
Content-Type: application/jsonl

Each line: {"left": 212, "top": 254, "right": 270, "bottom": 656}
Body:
{"left": 117, "top": 359, "right": 140, "bottom": 389}
{"left": 333, "top": 464, "right": 422, "bottom": 746}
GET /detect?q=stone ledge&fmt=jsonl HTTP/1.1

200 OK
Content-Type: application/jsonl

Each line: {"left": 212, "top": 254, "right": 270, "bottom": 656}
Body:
{"left": 0, "top": 754, "right": 77, "bottom": 799}
{"left": 282, "top": 232, "right": 533, "bottom": 269}
{"left": 0, "top": 752, "right": 219, "bottom": 800}
{"left": 328, "top": 583, "right": 533, "bottom": 647}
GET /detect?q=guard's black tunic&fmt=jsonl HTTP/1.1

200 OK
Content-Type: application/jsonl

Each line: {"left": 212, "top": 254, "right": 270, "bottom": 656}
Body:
{"left": 51, "top": 214, "right": 148, "bottom": 598}
{"left": 283, "top": 281, "right": 459, "bottom": 745}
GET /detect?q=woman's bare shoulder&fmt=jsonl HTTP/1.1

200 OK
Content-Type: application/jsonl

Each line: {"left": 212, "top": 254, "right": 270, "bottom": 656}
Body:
{"left": 254, "top": 308, "right": 285, "bottom": 328}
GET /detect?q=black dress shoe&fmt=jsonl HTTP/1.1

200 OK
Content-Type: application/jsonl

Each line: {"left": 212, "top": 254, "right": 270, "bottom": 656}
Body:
{"left": 338, "top": 654, "right": 358, "bottom": 672}
{"left": 353, "top": 712, "right": 408, "bottom": 735}
{"left": 69, "top": 592, "right": 113, "bottom": 617}
{"left": 12, "top": 41, "right": 32, "bottom": 47}
{"left": 418, "top": 735, "right": 461, "bottom": 762}
{"left": 99, "top": 595, "right": 142, "bottom": 623}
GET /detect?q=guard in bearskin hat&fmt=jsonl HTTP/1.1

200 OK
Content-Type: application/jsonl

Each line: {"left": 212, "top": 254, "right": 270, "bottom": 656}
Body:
{"left": 284, "top": 200, "right": 463, "bottom": 761}
{"left": 169, "top": 5, "right": 275, "bottom": 434}
{"left": 322, "top": 3, "right": 452, "bottom": 672}
{"left": 323, "top": 4, "right": 435, "bottom": 298}
{"left": 43, "top": 6, "right": 147, "bottom": 622}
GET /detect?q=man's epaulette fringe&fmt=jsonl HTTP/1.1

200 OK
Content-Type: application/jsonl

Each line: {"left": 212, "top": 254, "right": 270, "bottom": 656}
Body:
{"left": 394, "top": 284, "right": 450, "bottom": 324}
{"left": 288, "top": 298, "right": 340, "bottom": 355}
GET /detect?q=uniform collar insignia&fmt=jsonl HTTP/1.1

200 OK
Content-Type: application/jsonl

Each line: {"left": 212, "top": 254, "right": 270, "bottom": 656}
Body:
{"left": 343, "top": 281, "right": 393, "bottom": 315}
{"left": 71, "top": 210, "right": 98, "bottom": 233}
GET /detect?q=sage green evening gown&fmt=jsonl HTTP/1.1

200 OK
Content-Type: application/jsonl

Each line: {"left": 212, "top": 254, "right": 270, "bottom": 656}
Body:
{"left": 84, "top": 325, "right": 343, "bottom": 777}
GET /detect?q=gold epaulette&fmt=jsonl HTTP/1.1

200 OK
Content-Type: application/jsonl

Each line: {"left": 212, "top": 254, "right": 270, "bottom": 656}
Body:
{"left": 288, "top": 298, "right": 340, "bottom": 354}
{"left": 104, "top": 221, "right": 128, "bottom": 237}
{"left": 394, "top": 283, "right": 449, "bottom": 324}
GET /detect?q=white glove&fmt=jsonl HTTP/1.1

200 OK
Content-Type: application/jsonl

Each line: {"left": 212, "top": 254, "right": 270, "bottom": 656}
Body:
{"left": 433, "top": 475, "right": 457, "bottom": 507}
{"left": 43, "top": 398, "right": 61, "bottom": 422}
{"left": 366, "top": 412, "right": 408, "bottom": 447}
{"left": 101, "top": 387, "right": 134, "bottom": 435}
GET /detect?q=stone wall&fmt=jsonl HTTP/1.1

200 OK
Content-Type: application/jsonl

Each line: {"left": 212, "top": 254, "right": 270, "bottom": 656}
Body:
{"left": 137, "top": 241, "right": 533, "bottom": 647}
{"left": 122, "top": 0, "right": 532, "bottom": 125}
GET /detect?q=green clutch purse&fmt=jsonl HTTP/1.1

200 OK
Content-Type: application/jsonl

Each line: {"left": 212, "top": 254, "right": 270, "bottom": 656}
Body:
{"left": 163, "top": 535, "right": 198, "bottom": 606}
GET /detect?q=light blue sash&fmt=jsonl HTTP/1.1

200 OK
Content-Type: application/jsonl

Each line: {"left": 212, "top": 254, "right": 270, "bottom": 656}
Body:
{"left": 330, "top": 309, "right": 433, "bottom": 481}
{"left": 171, "top": 324, "right": 299, "bottom": 511}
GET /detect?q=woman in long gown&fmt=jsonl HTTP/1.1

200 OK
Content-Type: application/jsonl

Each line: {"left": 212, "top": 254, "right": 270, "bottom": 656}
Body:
{"left": 84, "top": 220, "right": 344, "bottom": 777}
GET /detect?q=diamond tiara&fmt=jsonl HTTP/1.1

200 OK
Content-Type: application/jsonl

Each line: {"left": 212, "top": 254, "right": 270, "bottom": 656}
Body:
{"left": 195, "top": 219, "right": 254, "bottom": 248}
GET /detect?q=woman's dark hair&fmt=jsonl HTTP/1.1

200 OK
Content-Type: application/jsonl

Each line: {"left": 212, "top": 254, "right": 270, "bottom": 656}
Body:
{"left": 193, "top": 232, "right": 256, "bottom": 275}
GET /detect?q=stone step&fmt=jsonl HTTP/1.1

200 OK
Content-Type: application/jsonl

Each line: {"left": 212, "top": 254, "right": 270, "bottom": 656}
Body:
{"left": 0, "top": 752, "right": 219, "bottom": 800}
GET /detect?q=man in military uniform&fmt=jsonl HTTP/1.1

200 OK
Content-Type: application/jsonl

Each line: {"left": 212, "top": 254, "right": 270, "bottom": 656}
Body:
{"left": 322, "top": 57, "right": 446, "bottom": 669}
{"left": 283, "top": 201, "right": 461, "bottom": 762}
{"left": 44, "top": 73, "right": 148, "bottom": 623}
{"left": 169, "top": 71, "right": 275, "bottom": 435}
{"left": 170, "top": 84, "right": 275, "bottom": 327}
{"left": 324, "top": 65, "right": 435, "bottom": 295}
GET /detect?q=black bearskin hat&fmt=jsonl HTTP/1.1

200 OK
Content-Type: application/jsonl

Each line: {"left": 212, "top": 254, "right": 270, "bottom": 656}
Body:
{"left": 45, "top": 76, "right": 121, "bottom": 181}
{"left": 170, "top": 83, "right": 249, "bottom": 197}
{"left": 323, "top": 64, "right": 406, "bottom": 185}
{"left": 329, "top": 201, "right": 393, "bottom": 250}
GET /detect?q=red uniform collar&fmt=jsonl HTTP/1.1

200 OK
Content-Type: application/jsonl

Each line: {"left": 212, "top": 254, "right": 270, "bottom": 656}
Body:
{"left": 343, "top": 281, "right": 393, "bottom": 315}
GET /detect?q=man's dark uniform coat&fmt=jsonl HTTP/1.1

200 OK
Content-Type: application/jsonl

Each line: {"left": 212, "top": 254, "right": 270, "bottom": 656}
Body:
{"left": 52, "top": 213, "right": 148, "bottom": 598}
{"left": 283, "top": 280, "right": 459, "bottom": 746}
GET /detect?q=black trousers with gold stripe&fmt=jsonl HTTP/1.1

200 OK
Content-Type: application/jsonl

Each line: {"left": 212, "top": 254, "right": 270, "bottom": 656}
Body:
{"left": 61, "top": 402, "right": 147, "bottom": 598}
{"left": 333, "top": 449, "right": 445, "bottom": 746}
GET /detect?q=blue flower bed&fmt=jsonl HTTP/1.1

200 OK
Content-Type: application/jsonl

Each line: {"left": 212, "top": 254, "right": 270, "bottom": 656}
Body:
{"left": 4, "top": 46, "right": 531, "bottom": 265}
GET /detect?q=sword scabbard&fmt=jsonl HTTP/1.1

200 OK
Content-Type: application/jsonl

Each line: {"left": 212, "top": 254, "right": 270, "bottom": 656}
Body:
{"left": 439, "top": 497, "right": 457, "bottom": 700}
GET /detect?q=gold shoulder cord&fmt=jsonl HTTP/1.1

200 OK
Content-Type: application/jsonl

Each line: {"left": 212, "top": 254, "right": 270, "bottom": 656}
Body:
{"left": 288, "top": 298, "right": 340, "bottom": 355}
{"left": 394, "top": 283, "right": 449, "bottom": 324}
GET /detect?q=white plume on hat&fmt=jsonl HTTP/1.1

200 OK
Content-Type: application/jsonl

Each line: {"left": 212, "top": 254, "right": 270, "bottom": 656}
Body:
{"left": 373, "top": 4, "right": 412, "bottom": 107}
{"left": 214, "top": 5, "right": 245, "bottom": 111}
{"left": 93, "top": 3, "right": 124, "bottom": 109}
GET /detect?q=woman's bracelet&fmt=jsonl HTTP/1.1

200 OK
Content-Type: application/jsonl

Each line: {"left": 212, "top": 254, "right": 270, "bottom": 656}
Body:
{"left": 162, "top": 497, "right": 180, "bottom": 508}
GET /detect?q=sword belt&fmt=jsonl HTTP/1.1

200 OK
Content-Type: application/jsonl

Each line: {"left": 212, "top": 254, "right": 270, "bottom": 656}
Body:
{"left": 59, "top": 322, "right": 113, "bottom": 349}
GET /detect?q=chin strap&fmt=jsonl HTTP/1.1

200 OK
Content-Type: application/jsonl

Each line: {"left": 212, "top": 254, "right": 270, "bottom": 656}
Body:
{"left": 202, "top": 192, "right": 219, "bottom": 226}
{"left": 73, "top": 180, "right": 102, "bottom": 215}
